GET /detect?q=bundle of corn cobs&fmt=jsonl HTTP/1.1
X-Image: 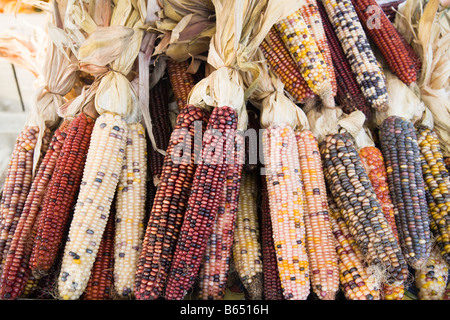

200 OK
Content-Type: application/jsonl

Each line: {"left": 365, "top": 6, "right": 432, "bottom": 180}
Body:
{"left": 0, "top": 0, "right": 449, "bottom": 301}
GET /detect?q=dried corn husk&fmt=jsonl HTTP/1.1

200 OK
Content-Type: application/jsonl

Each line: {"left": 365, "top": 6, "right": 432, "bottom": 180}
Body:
{"left": 0, "top": 15, "right": 79, "bottom": 173}
{"left": 395, "top": 0, "right": 450, "bottom": 155}
{"left": 187, "top": 0, "right": 301, "bottom": 131}
{"left": 148, "top": 0, "right": 216, "bottom": 61}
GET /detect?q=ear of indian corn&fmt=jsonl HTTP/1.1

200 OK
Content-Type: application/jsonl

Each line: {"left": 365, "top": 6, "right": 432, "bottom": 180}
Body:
{"left": 351, "top": 0, "right": 417, "bottom": 85}
{"left": 232, "top": 171, "right": 263, "bottom": 300}
{"left": 166, "top": 59, "right": 197, "bottom": 111}
{"left": 316, "top": 1, "right": 371, "bottom": 119}
{"left": 260, "top": 175, "right": 284, "bottom": 300}
{"left": 29, "top": 113, "right": 95, "bottom": 275}
{"left": 416, "top": 125, "right": 450, "bottom": 266}
{"left": 148, "top": 77, "right": 172, "bottom": 186}
{"left": 0, "top": 121, "right": 69, "bottom": 299}
{"left": 297, "top": 0, "right": 337, "bottom": 96}
{"left": 164, "top": 105, "right": 238, "bottom": 300}
{"left": 379, "top": 116, "right": 432, "bottom": 269}
{"left": 274, "top": 10, "right": 334, "bottom": 107}
{"left": 82, "top": 208, "right": 115, "bottom": 300}
{"left": 134, "top": 105, "right": 210, "bottom": 300}
{"left": 415, "top": 248, "right": 449, "bottom": 300}
{"left": 198, "top": 134, "right": 244, "bottom": 300}
{"left": 358, "top": 145, "right": 405, "bottom": 300}
{"left": 0, "top": 125, "right": 39, "bottom": 266}
{"left": 57, "top": 112, "right": 128, "bottom": 300}
{"left": 295, "top": 130, "right": 339, "bottom": 300}
{"left": 328, "top": 198, "right": 381, "bottom": 300}
{"left": 260, "top": 27, "right": 315, "bottom": 104}
{"left": 320, "top": 131, "right": 408, "bottom": 288}
{"left": 113, "top": 122, "right": 147, "bottom": 298}
{"left": 263, "top": 123, "right": 310, "bottom": 300}
{"left": 320, "top": 0, "right": 389, "bottom": 111}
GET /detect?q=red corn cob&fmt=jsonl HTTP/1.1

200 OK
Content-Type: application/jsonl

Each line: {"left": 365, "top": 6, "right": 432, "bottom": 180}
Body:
{"left": 164, "top": 105, "right": 238, "bottom": 300}
{"left": 0, "top": 125, "right": 40, "bottom": 266}
{"left": 82, "top": 208, "right": 115, "bottom": 300}
{"left": 351, "top": 0, "right": 417, "bottom": 85}
{"left": 317, "top": 1, "right": 371, "bottom": 119}
{"left": 0, "top": 121, "right": 70, "bottom": 299}
{"left": 29, "top": 113, "right": 95, "bottom": 275}
{"left": 197, "top": 134, "right": 244, "bottom": 300}
{"left": 134, "top": 105, "right": 210, "bottom": 300}
{"left": 260, "top": 175, "right": 284, "bottom": 300}
{"left": 166, "top": 59, "right": 197, "bottom": 111}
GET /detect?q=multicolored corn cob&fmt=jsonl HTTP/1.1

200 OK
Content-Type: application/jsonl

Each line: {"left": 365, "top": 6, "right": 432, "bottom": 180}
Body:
{"left": 415, "top": 248, "right": 449, "bottom": 300}
{"left": 260, "top": 27, "right": 315, "bottom": 104}
{"left": 298, "top": 0, "right": 336, "bottom": 95}
{"left": 359, "top": 144, "right": 405, "bottom": 300}
{"left": 198, "top": 134, "right": 244, "bottom": 300}
{"left": 275, "top": 10, "right": 333, "bottom": 106}
{"left": 57, "top": 112, "right": 128, "bottom": 300}
{"left": 351, "top": 0, "right": 417, "bottom": 85}
{"left": 134, "top": 105, "right": 210, "bottom": 300}
{"left": 328, "top": 198, "right": 381, "bottom": 300}
{"left": 0, "top": 121, "right": 69, "bottom": 299}
{"left": 260, "top": 175, "right": 284, "bottom": 300}
{"left": 164, "top": 105, "right": 238, "bottom": 300}
{"left": 232, "top": 171, "right": 263, "bottom": 300}
{"left": 320, "top": 131, "right": 408, "bottom": 288}
{"left": 295, "top": 130, "right": 339, "bottom": 300}
{"left": 82, "top": 209, "right": 115, "bottom": 300}
{"left": 0, "top": 126, "right": 39, "bottom": 266}
{"left": 29, "top": 113, "right": 95, "bottom": 276}
{"left": 114, "top": 122, "right": 147, "bottom": 298}
{"left": 379, "top": 116, "right": 432, "bottom": 269}
{"left": 316, "top": 1, "right": 371, "bottom": 119}
{"left": 166, "top": 59, "right": 197, "bottom": 111}
{"left": 320, "top": 0, "right": 389, "bottom": 111}
{"left": 263, "top": 123, "right": 310, "bottom": 300}
{"left": 416, "top": 125, "right": 450, "bottom": 266}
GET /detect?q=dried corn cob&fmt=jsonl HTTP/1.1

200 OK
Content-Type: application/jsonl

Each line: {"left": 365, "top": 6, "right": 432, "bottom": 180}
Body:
{"left": 415, "top": 248, "right": 449, "bottom": 300}
{"left": 232, "top": 171, "right": 263, "bottom": 300}
{"left": 0, "top": 121, "right": 69, "bottom": 299}
{"left": 29, "top": 113, "right": 95, "bottom": 275}
{"left": 275, "top": 10, "right": 334, "bottom": 107}
{"left": 134, "top": 105, "right": 210, "bottom": 300}
{"left": 57, "top": 112, "right": 128, "bottom": 300}
{"left": 21, "top": 274, "right": 40, "bottom": 298}
{"left": 82, "top": 209, "right": 115, "bottom": 300}
{"left": 164, "top": 105, "right": 238, "bottom": 300}
{"left": 198, "top": 134, "right": 244, "bottom": 300}
{"left": 328, "top": 198, "right": 381, "bottom": 300}
{"left": 0, "top": 125, "right": 39, "bottom": 266}
{"left": 114, "top": 122, "right": 147, "bottom": 298}
{"left": 359, "top": 146, "right": 400, "bottom": 243}
{"left": 316, "top": 1, "right": 371, "bottom": 119}
{"left": 260, "top": 175, "right": 284, "bottom": 300}
{"left": 298, "top": 0, "right": 337, "bottom": 95}
{"left": 263, "top": 123, "right": 310, "bottom": 300}
{"left": 295, "top": 130, "right": 339, "bottom": 300}
{"left": 166, "top": 59, "right": 196, "bottom": 111}
{"left": 320, "top": 0, "right": 389, "bottom": 111}
{"left": 320, "top": 131, "right": 408, "bottom": 288}
{"left": 416, "top": 125, "right": 450, "bottom": 266}
{"left": 351, "top": 0, "right": 417, "bottom": 85}
{"left": 148, "top": 77, "right": 171, "bottom": 186}
{"left": 379, "top": 116, "right": 432, "bottom": 269}
{"left": 260, "top": 27, "right": 315, "bottom": 104}
{"left": 359, "top": 144, "right": 405, "bottom": 300}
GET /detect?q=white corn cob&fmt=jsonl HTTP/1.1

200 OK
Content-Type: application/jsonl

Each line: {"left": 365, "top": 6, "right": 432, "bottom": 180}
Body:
{"left": 114, "top": 122, "right": 147, "bottom": 298}
{"left": 232, "top": 171, "right": 263, "bottom": 300}
{"left": 57, "top": 112, "right": 128, "bottom": 300}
